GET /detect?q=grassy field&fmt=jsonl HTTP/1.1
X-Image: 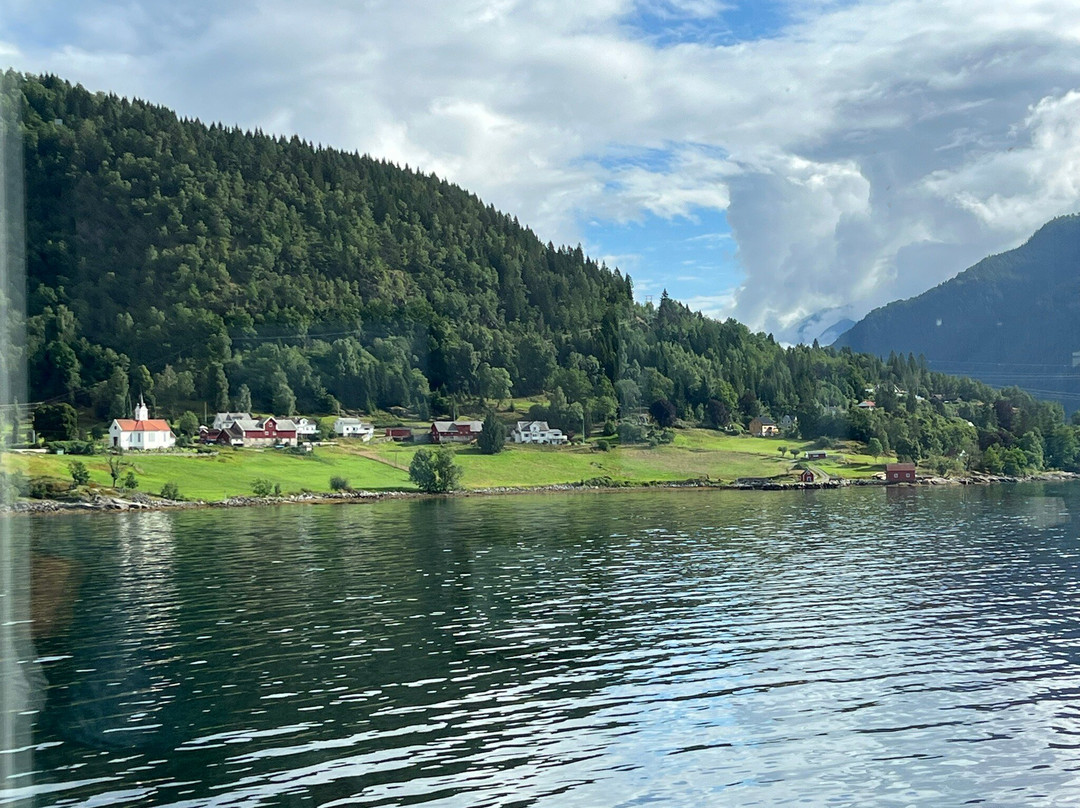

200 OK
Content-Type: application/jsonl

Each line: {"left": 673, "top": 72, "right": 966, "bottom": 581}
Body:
{"left": 3, "top": 429, "right": 886, "bottom": 501}
{"left": 5, "top": 445, "right": 412, "bottom": 501}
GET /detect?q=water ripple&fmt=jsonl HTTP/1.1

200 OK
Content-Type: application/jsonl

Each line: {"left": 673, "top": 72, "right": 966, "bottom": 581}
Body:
{"left": 19, "top": 484, "right": 1080, "bottom": 806}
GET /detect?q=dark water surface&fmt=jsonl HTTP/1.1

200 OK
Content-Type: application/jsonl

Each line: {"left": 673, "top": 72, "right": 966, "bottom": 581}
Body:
{"left": 9, "top": 483, "right": 1080, "bottom": 806}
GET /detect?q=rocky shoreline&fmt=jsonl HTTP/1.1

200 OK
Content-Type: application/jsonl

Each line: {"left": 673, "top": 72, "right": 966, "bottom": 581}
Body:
{"left": 4, "top": 470, "right": 1078, "bottom": 516}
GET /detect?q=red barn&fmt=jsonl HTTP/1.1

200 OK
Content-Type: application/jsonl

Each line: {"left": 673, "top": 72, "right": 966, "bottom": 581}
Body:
{"left": 430, "top": 421, "right": 483, "bottom": 444}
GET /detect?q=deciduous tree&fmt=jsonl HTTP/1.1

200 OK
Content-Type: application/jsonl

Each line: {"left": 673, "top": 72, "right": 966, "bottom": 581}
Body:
{"left": 409, "top": 447, "right": 462, "bottom": 493}
{"left": 33, "top": 403, "right": 78, "bottom": 441}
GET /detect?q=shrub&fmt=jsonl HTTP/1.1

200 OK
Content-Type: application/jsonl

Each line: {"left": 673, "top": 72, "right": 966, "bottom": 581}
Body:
{"left": 160, "top": 481, "right": 182, "bottom": 500}
{"left": 122, "top": 470, "right": 138, "bottom": 490}
{"left": 926, "top": 455, "right": 962, "bottom": 476}
{"left": 46, "top": 440, "right": 96, "bottom": 455}
{"left": 0, "top": 471, "right": 29, "bottom": 501}
{"left": 251, "top": 478, "right": 274, "bottom": 496}
{"left": 330, "top": 475, "right": 350, "bottom": 491}
{"left": 617, "top": 419, "right": 647, "bottom": 444}
{"left": 580, "top": 475, "right": 614, "bottom": 487}
{"left": 68, "top": 461, "right": 90, "bottom": 488}
{"left": 29, "top": 477, "right": 69, "bottom": 499}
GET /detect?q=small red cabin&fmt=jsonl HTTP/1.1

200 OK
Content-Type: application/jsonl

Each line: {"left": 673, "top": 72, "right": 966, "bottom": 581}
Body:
{"left": 800, "top": 469, "right": 816, "bottom": 483}
{"left": 886, "top": 462, "right": 917, "bottom": 483}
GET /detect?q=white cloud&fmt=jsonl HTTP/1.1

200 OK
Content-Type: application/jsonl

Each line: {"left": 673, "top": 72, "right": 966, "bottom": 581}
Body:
{"left": 7, "top": 0, "right": 1080, "bottom": 341}
{"left": 638, "top": 0, "right": 732, "bottom": 18}
{"left": 681, "top": 291, "right": 738, "bottom": 320}
{"left": 923, "top": 90, "right": 1080, "bottom": 232}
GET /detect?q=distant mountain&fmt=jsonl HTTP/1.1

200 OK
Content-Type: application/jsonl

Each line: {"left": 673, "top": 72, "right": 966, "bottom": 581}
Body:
{"left": 816, "top": 318, "right": 854, "bottom": 346}
{"left": 788, "top": 307, "right": 855, "bottom": 347}
{"left": 834, "top": 215, "right": 1080, "bottom": 411}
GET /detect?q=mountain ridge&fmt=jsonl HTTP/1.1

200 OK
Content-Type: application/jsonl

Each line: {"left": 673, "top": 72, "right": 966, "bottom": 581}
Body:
{"left": 834, "top": 215, "right": 1080, "bottom": 411}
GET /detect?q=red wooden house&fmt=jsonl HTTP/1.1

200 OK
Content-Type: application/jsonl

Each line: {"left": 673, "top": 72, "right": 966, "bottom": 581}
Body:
{"left": 886, "top": 462, "right": 917, "bottom": 483}
{"left": 430, "top": 420, "right": 483, "bottom": 444}
{"left": 200, "top": 416, "right": 299, "bottom": 447}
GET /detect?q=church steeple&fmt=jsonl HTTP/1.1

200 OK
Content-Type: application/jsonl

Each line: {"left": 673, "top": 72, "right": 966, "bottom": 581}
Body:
{"left": 134, "top": 394, "right": 149, "bottom": 421}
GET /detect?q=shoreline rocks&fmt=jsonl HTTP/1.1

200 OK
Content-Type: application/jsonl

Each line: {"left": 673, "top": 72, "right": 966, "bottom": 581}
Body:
{"left": 4, "top": 471, "right": 1078, "bottom": 516}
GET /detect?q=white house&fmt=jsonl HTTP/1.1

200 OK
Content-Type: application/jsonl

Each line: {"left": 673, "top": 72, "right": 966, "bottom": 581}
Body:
{"left": 109, "top": 397, "right": 176, "bottom": 450}
{"left": 511, "top": 420, "right": 568, "bottom": 445}
{"left": 295, "top": 417, "right": 319, "bottom": 438}
{"left": 334, "top": 417, "right": 374, "bottom": 440}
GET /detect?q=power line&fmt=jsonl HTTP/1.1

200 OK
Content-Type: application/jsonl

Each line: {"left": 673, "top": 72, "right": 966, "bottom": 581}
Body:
{"left": 926, "top": 359, "right": 1075, "bottom": 370}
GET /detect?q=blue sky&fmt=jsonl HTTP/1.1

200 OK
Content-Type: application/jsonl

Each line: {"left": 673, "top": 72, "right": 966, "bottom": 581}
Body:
{"left": 585, "top": 210, "right": 738, "bottom": 311}
{"left": 4, "top": 0, "right": 1080, "bottom": 343}
{"left": 621, "top": 0, "right": 792, "bottom": 46}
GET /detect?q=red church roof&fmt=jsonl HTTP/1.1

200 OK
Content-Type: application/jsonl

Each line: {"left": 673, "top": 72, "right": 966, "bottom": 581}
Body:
{"left": 113, "top": 419, "right": 173, "bottom": 432}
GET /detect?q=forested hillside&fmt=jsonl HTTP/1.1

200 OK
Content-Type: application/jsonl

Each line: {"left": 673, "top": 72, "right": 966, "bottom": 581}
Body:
{"left": 6, "top": 71, "right": 1080, "bottom": 473}
{"left": 835, "top": 215, "right": 1080, "bottom": 412}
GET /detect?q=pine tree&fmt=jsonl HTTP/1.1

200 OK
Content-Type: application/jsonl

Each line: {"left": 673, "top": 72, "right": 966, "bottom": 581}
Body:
{"left": 477, "top": 411, "right": 506, "bottom": 454}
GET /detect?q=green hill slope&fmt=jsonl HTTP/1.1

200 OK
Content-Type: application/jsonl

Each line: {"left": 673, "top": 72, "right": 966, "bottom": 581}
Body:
{"left": 5, "top": 70, "right": 1078, "bottom": 473}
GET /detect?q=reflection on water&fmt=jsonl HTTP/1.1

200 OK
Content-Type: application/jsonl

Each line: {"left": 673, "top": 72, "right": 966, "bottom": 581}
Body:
{"left": 6, "top": 483, "right": 1080, "bottom": 806}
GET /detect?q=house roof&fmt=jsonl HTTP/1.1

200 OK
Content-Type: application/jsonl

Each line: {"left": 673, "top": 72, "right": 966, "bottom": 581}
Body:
{"left": 755, "top": 416, "right": 776, "bottom": 425}
{"left": 273, "top": 419, "right": 298, "bottom": 431}
{"left": 432, "top": 420, "right": 483, "bottom": 432}
{"left": 515, "top": 420, "right": 551, "bottom": 431}
{"left": 112, "top": 419, "right": 174, "bottom": 433}
{"left": 886, "top": 463, "right": 917, "bottom": 471}
{"left": 336, "top": 417, "right": 363, "bottom": 425}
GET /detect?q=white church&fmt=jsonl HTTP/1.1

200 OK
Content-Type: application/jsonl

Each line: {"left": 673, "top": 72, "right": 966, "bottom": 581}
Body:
{"left": 108, "top": 396, "right": 176, "bottom": 450}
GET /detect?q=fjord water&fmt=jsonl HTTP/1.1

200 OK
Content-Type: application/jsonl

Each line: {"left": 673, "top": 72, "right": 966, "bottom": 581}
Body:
{"left": 13, "top": 483, "right": 1080, "bottom": 806}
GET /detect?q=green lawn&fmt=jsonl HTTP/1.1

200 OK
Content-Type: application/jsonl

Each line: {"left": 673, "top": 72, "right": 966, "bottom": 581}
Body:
{"left": 369, "top": 429, "right": 886, "bottom": 487}
{"left": 6, "top": 445, "right": 411, "bottom": 501}
{"left": 3, "top": 428, "right": 887, "bottom": 501}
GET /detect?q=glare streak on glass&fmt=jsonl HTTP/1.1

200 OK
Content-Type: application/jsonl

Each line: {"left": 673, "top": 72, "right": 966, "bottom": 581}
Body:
{"left": 0, "top": 69, "right": 32, "bottom": 808}
{"left": 14, "top": 484, "right": 1080, "bottom": 806}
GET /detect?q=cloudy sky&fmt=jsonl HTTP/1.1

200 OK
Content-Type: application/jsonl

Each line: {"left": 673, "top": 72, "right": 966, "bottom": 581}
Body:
{"left": 4, "top": 0, "right": 1080, "bottom": 342}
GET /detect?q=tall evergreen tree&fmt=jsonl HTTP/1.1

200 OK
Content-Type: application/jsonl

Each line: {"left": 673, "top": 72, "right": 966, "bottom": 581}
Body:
{"left": 477, "top": 411, "right": 506, "bottom": 454}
